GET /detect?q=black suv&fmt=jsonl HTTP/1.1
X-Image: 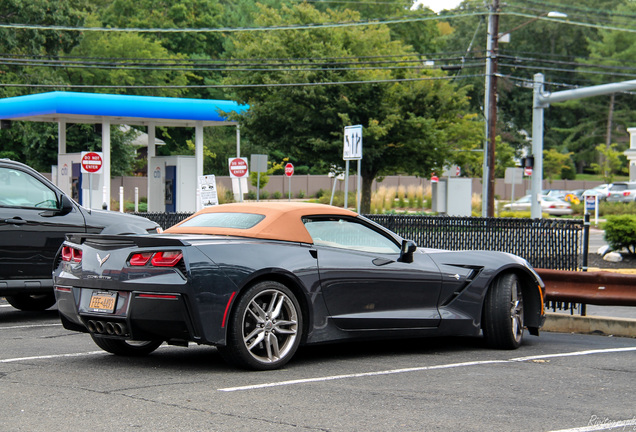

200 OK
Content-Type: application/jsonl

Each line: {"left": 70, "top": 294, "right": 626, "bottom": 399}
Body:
{"left": 0, "top": 159, "right": 160, "bottom": 311}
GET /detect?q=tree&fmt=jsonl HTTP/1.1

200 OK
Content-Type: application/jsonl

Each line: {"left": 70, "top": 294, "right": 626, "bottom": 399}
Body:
{"left": 543, "top": 148, "right": 573, "bottom": 184}
{"left": 98, "top": 0, "right": 225, "bottom": 58}
{"left": 591, "top": 143, "right": 623, "bottom": 184}
{"left": 64, "top": 16, "right": 193, "bottom": 97}
{"left": 224, "top": 3, "right": 480, "bottom": 212}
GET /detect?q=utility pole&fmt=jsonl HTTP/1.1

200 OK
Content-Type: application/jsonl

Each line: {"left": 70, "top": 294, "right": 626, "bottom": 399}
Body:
{"left": 486, "top": 0, "right": 499, "bottom": 217}
{"left": 482, "top": 0, "right": 499, "bottom": 217}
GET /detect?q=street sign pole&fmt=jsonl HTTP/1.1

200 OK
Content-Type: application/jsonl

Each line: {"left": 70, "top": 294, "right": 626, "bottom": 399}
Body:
{"left": 357, "top": 160, "right": 361, "bottom": 213}
{"left": 285, "top": 163, "right": 294, "bottom": 201}
{"left": 229, "top": 157, "right": 249, "bottom": 202}
{"left": 343, "top": 125, "right": 362, "bottom": 211}
{"left": 344, "top": 160, "right": 350, "bottom": 209}
{"left": 81, "top": 151, "right": 103, "bottom": 210}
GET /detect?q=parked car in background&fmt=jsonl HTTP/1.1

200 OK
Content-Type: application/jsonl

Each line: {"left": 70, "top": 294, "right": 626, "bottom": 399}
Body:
{"left": 503, "top": 195, "right": 573, "bottom": 216}
{"left": 606, "top": 182, "right": 636, "bottom": 203}
{"left": 0, "top": 159, "right": 160, "bottom": 311}
{"left": 542, "top": 189, "right": 567, "bottom": 199}
{"left": 582, "top": 184, "right": 611, "bottom": 201}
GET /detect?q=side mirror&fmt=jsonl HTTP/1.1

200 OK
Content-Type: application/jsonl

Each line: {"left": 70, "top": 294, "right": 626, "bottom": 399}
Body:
{"left": 40, "top": 195, "right": 74, "bottom": 217}
{"left": 58, "top": 194, "right": 74, "bottom": 215}
{"left": 399, "top": 239, "right": 417, "bottom": 263}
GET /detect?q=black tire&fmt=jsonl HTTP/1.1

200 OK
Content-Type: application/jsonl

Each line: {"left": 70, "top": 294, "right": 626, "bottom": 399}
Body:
{"left": 5, "top": 293, "right": 56, "bottom": 311}
{"left": 90, "top": 335, "right": 163, "bottom": 356}
{"left": 482, "top": 273, "right": 524, "bottom": 349}
{"left": 218, "top": 281, "right": 303, "bottom": 370}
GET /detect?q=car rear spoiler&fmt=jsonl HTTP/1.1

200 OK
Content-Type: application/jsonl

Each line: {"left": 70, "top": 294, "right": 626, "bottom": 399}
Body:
{"left": 65, "top": 233, "right": 188, "bottom": 248}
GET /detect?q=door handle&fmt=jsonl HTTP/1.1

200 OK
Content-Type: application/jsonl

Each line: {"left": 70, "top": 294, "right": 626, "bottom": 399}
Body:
{"left": 4, "top": 218, "right": 27, "bottom": 225}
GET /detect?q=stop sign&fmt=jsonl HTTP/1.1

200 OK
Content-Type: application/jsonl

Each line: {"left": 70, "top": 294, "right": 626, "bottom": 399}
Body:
{"left": 81, "top": 151, "right": 103, "bottom": 174}
{"left": 228, "top": 157, "right": 248, "bottom": 178}
{"left": 284, "top": 163, "right": 294, "bottom": 177}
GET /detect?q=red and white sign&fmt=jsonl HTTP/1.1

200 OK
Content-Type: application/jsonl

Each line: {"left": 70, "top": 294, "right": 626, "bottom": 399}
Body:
{"left": 81, "top": 151, "right": 103, "bottom": 174}
{"left": 431, "top": 174, "right": 439, "bottom": 183}
{"left": 228, "top": 157, "right": 249, "bottom": 178}
{"left": 284, "top": 163, "right": 294, "bottom": 177}
{"left": 524, "top": 167, "right": 533, "bottom": 176}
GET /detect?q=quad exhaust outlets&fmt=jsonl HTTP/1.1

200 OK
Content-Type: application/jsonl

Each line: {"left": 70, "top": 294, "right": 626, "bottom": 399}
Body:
{"left": 86, "top": 320, "right": 128, "bottom": 336}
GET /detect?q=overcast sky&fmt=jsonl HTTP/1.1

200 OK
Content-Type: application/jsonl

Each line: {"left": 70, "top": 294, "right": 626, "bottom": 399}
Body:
{"left": 413, "top": 0, "right": 462, "bottom": 12}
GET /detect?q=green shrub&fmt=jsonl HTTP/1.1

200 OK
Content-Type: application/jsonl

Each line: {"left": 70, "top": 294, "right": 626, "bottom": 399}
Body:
{"left": 499, "top": 211, "right": 550, "bottom": 219}
{"left": 297, "top": 190, "right": 306, "bottom": 199}
{"left": 124, "top": 201, "right": 147, "bottom": 212}
{"left": 600, "top": 201, "right": 636, "bottom": 216}
{"left": 272, "top": 191, "right": 282, "bottom": 199}
{"left": 604, "top": 215, "right": 636, "bottom": 254}
{"left": 318, "top": 190, "right": 344, "bottom": 207}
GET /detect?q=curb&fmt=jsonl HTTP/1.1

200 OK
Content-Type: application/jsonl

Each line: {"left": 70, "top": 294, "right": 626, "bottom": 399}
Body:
{"left": 544, "top": 314, "right": 636, "bottom": 338}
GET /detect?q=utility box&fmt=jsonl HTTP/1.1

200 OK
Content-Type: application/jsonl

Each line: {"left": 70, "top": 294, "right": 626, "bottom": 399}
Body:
{"left": 148, "top": 156, "right": 196, "bottom": 212}
{"left": 432, "top": 178, "right": 472, "bottom": 217}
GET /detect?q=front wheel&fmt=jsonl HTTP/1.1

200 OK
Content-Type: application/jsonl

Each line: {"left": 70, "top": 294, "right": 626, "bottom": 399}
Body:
{"left": 482, "top": 273, "right": 524, "bottom": 349}
{"left": 91, "top": 335, "right": 163, "bottom": 356}
{"left": 218, "top": 281, "right": 303, "bottom": 370}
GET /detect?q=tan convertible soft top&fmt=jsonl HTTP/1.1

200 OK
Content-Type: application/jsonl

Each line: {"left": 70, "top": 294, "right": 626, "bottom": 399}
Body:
{"left": 164, "top": 202, "right": 358, "bottom": 244}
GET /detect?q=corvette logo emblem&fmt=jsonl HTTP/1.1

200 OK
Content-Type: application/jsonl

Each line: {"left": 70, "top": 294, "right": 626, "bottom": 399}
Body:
{"left": 97, "top": 253, "right": 111, "bottom": 267}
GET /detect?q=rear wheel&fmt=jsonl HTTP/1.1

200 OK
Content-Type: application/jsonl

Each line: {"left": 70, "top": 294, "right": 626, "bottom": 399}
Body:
{"left": 482, "top": 273, "right": 524, "bottom": 349}
{"left": 5, "top": 293, "right": 56, "bottom": 311}
{"left": 90, "top": 335, "right": 163, "bottom": 356}
{"left": 218, "top": 281, "right": 302, "bottom": 370}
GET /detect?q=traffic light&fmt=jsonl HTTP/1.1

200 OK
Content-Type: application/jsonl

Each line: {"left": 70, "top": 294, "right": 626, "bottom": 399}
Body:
{"left": 521, "top": 156, "right": 534, "bottom": 168}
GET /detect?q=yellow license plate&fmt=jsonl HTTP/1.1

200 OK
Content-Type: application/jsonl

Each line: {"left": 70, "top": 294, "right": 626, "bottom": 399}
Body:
{"left": 89, "top": 292, "right": 118, "bottom": 313}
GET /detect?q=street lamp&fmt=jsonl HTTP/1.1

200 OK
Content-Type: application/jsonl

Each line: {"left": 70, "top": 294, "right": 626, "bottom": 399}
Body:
{"left": 482, "top": 4, "right": 567, "bottom": 217}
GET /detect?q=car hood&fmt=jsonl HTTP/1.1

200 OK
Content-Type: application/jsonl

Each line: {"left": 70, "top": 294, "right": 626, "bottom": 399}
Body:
{"left": 81, "top": 208, "right": 160, "bottom": 234}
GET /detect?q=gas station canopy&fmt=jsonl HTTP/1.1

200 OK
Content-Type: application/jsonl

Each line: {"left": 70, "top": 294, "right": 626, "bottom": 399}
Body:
{"left": 0, "top": 91, "right": 247, "bottom": 127}
{"left": 0, "top": 91, "right": 248, "bottom": 211}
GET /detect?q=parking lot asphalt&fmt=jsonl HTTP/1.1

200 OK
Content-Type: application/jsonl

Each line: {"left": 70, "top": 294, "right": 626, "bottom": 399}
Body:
{"left": 1, "top": 302, "right": 635, "bottom": 432}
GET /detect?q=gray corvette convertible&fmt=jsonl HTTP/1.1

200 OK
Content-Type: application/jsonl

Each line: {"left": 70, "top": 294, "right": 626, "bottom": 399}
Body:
{"left": 53, "top": 202, "right": 545, "bottom": 370}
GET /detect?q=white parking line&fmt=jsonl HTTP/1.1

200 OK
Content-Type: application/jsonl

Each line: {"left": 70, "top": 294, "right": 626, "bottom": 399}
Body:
{"left": 217, "top": 346, "right": 636, "bottom": 392}
{"left": 0, "top": 351, "right": 105, "bottom": 363}
{"left": 0, "top": 323, "right": 63, "bottom": 330}
{"left": 549, "top": 418, "right": 636, "bottom": 431}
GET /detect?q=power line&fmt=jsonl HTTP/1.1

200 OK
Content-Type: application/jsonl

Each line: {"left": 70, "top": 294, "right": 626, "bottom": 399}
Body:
{"left": 0, "top": 73, "right": 485, "bottom": 90}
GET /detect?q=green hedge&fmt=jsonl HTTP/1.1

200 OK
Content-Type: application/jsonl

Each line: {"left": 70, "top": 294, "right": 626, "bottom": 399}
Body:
{"left": 604, "top": 215, "right": 636, "bottom": 254}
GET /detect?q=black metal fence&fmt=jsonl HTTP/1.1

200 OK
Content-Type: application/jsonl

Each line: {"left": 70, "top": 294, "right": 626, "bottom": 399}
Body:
{"left": 366, "top": 215, "right": 587, "bottom": 271}
{"left": 136, "top": 212, "right": 587, "bottom": 271}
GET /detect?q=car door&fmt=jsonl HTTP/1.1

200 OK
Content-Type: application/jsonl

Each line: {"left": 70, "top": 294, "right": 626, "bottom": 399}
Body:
{"left": 0, "top": 166, "right": 86, "bottom": 282}
{"left": 304, "top": 217, "right": 442, "bottom": 330}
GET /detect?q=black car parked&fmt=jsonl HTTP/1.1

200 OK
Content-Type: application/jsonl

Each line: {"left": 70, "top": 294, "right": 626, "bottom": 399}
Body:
{"left": 0, "top": 159, "right": 160, "bottom": 311}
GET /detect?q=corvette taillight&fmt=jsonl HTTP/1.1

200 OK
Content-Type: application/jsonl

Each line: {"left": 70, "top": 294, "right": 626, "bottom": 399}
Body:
{"left": 129, "top": 251, "right": 183, "bottom": 267}
{"left": 61, "top": 246, "right": 82, "bottom": 263}
{"left": 129, "top": 252, "right": 152, "bottom": 266}
{"left": 151, "top": 251, "right": 183, "bottom": 267}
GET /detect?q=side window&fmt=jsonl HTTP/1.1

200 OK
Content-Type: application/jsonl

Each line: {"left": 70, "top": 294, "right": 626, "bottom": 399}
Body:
{"left": 303, "top": 217, "right": 400, "bottom": 254}
{"left": 0, "top": 167, "right": 58, "bottom": 209}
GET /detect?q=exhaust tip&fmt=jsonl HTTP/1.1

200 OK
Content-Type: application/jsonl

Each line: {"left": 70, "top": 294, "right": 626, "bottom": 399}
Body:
{"left": 86, "top": 320, "right": 97, "bottom": 333}
{"left": 94, "top": 321, "right": 106, "bottom": 333}
{"left": 113, "top": 323, "right": 127, "bottom": 336}
{"left": 105, "top": 322, "right": 115, "bottom": 335}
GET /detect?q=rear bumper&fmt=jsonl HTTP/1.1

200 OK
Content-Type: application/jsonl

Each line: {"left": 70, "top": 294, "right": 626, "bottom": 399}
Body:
{"left": 55, "top": 286, "right": 201, "bottom": 343}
